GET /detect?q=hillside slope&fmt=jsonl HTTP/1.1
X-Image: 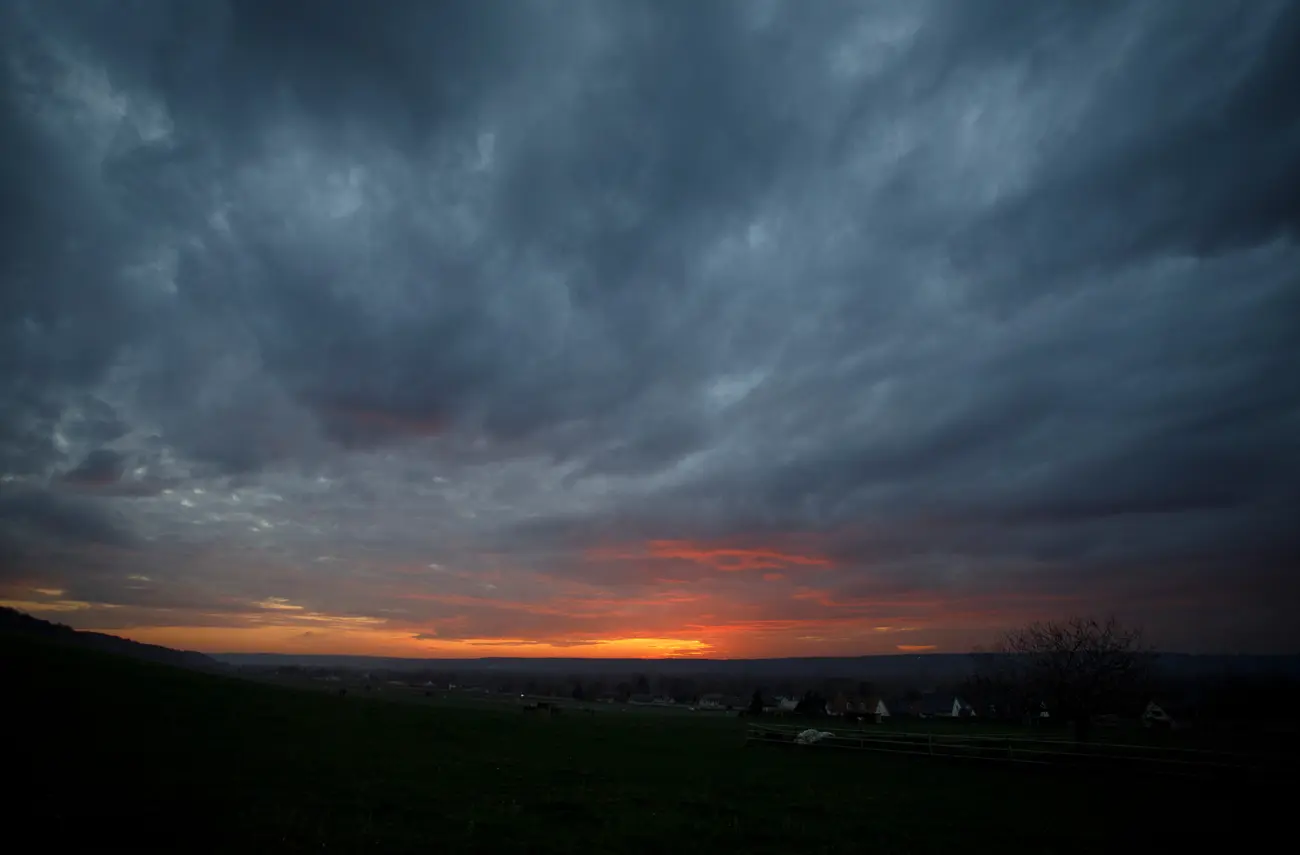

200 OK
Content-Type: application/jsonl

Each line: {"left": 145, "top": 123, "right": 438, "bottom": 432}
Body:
{"left": 6, "top": 632, "right": 1277, "bottom": 854}
{"left": 0, "top": 606, "right": 220, "bottom": 671}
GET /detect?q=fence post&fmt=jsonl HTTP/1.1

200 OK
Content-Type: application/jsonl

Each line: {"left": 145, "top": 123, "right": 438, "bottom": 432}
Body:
{"left": 1007, "top": 738, "right": 1014, "bottom": 761}
{"left": 928, "top": 733, "right": 933, "bottom": 756}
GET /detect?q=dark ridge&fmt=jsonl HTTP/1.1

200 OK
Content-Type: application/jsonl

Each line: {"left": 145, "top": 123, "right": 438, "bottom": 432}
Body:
{"left": 0, "top": 607, "right": 223, "bottom": 672}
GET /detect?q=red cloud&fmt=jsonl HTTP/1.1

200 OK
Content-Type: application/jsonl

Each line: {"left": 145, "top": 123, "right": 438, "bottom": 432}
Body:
{"left": 587, "top": 539, "right": 833, "bottom": 572}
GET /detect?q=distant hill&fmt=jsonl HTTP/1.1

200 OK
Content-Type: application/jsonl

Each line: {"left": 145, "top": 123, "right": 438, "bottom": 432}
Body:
{"left": 0, "top": 607, "right": 222, "bottom": 672}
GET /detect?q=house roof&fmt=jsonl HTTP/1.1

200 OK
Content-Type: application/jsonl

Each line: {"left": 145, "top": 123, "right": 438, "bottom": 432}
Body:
{"left": 918, "top": 694, "right": 967, "bottom": 715}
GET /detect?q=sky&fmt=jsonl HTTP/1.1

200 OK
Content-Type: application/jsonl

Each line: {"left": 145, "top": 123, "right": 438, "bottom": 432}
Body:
{"left": 1, "top": 0, "right": 1298, "bottom": 659}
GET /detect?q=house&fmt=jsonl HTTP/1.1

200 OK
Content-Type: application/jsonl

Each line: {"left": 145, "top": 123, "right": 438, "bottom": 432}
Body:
{"left": 812, "top": 692, "right": 889, "bottom": 721}
{"left": 776, "top": 696, "right": 799, "bottom": 712}
{"left": 847, "top": 697, "right": 890, "bottom": 721}
{"left": 918, "top": 693, "right": 974, "bottom": 718}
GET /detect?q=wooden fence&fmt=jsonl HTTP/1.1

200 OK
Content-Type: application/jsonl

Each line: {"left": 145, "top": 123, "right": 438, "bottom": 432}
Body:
{"left": 744, "top": 722, "right": 1271, "bottom": 780}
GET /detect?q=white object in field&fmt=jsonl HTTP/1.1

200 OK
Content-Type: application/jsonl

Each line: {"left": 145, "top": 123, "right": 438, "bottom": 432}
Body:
{"left": 794, "top": 729, "right": 835, "bottom": 745}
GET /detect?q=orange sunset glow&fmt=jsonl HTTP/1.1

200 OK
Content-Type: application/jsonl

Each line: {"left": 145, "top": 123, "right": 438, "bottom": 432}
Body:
{"left": 0, "top": 0, "right": 1293, "bottom": 737}
{"left": 0, "top": 529, "right": 1080, "bottom": 658}
{"left": 110, "top": 624, "right": 718, "bottom": 659}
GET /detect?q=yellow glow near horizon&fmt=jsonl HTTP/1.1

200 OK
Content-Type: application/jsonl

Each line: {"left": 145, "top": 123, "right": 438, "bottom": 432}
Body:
{"left": 109, "top": 625, "right": 716, "bottom": 659}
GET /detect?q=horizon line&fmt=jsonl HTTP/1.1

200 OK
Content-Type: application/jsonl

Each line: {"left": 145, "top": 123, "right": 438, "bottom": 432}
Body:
{"left": 207, "top": 650, "right": 1296, "bottom": 661}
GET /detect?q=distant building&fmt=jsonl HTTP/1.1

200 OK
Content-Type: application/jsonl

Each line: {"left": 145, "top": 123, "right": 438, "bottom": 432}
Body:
{"left": 847, "top": 697, "right": 890, "bottom": 721}
{"left": 917, "top": 693, "right": 974, "bottom": 718}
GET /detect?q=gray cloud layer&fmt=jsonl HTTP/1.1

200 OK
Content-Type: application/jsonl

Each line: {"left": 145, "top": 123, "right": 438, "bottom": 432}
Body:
{"left": 2, "top": 0, "right": 1297, "bottom": 653}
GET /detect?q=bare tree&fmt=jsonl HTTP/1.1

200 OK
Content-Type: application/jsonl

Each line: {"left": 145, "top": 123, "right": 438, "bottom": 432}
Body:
{"left": 997, "top": 616, "right": 1153, "bottom": 741}
{"left": 964, "top": 648, "right": 1029, "bottom": 722}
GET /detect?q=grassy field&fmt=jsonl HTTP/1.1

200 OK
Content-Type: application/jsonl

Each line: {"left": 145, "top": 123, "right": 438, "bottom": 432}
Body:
{"left": 6, "top": 636, "right": 1280, "bottom": 854}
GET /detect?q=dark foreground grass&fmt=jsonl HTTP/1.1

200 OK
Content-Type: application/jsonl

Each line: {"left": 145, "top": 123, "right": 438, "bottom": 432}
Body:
{"left": 6, "top": 636, "right": 1280, "bottom": 854}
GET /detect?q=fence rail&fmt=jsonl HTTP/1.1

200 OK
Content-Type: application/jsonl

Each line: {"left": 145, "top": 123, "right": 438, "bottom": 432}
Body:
{"left": 744, "top": 723, "right": 1271, "bottom": 779}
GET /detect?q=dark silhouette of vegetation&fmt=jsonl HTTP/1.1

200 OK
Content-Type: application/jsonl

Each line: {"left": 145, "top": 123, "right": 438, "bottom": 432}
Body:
{"left": 962, "top": 655, "right": 1029, "bottom": 721}
{"left": 994, "top": 616, "right": 1152, "bottom": 742}
{"left": 795, "top": 689, "right": 827, "bottom": 716}
{"left": 748, "top": 689, "right": 764, "bottom": 715}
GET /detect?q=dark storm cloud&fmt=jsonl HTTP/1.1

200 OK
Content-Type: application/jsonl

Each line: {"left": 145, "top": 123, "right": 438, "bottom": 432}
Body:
{"left": 2, "top": 0, "right": 1298, "bottom": 652}
{"left": 62, "top": 449, "right": 126, "bottom": 486}
{"left": 959, "top": 1, "right": 1300, "bottom": 280}
{"left": 0, "top": 489, "right": 138, "bottom": 556}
